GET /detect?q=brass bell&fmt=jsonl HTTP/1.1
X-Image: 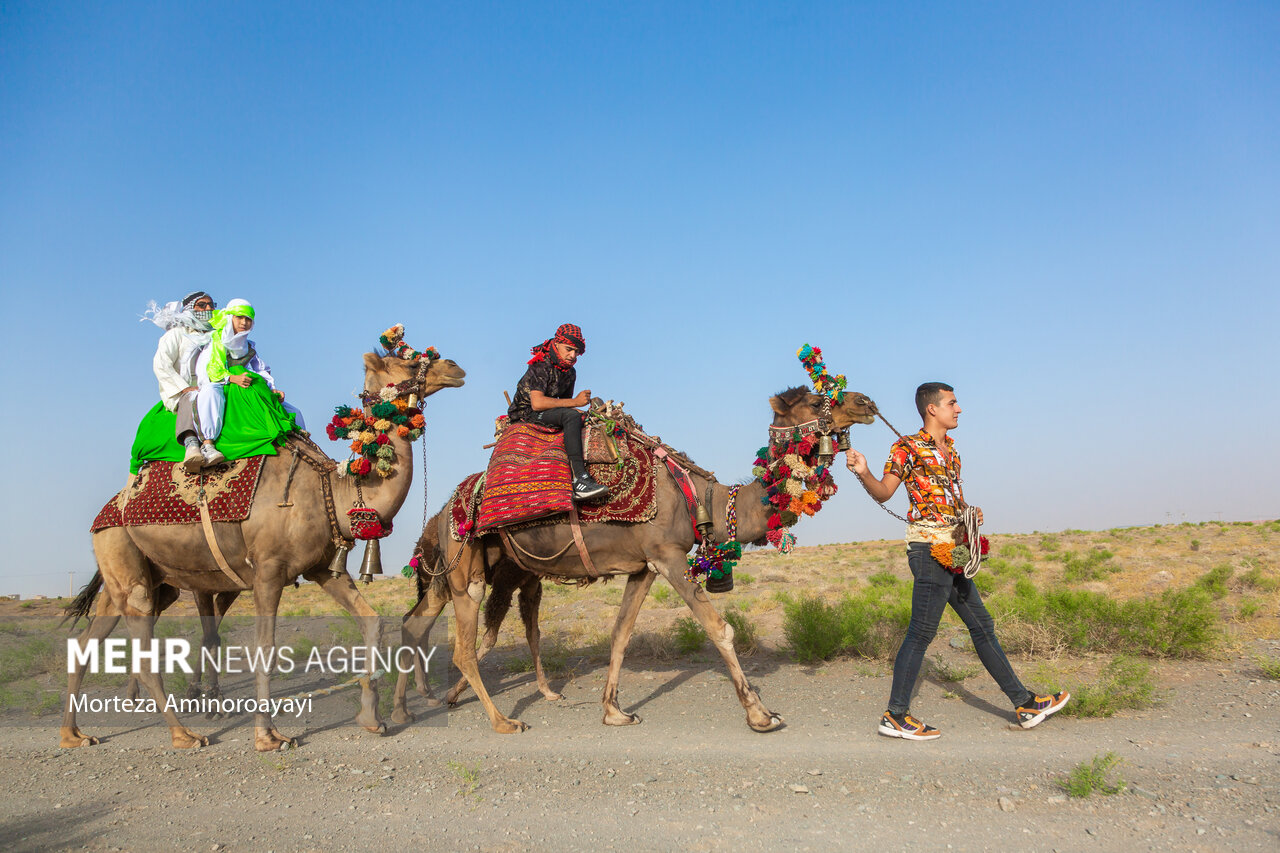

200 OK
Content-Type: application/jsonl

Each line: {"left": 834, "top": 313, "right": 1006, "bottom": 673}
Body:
{"left": 694, "top": 502, "right": 714, "bottom": 536}
{"left": 817, "top": 432, "right": 836, "bottom": 463}
{"left": 327, "top": 544, "right": 351, "bottom": 580}
{"left": 358, "top": 538, "right": 384, "bottom": 585}
{"left": 836, "top": 430, "right": 851, "bottom": 452}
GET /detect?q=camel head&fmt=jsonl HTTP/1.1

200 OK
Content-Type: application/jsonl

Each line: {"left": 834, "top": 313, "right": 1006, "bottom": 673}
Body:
{"left": 362, "top": 351, "right": 467, "bottom": 402}
{"left": 768, "top": 386, "right": 876, "bottom": 429}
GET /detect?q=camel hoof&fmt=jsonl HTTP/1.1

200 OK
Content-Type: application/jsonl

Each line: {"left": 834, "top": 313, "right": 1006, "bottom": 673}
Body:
{"left": 391, "top": 710, "right": 414, "bottom": 725}
{"left": 423, "top": 696, "right": 443, "bottom": 708}
{"left": 59, "top": 728, "right": 99, "bottom": 748}
{"left": 603, "top": 710, "right": 642, "bottom": 726}
{"left": 363, "top": 723, "right": 386, "bottom": 735}
{"left": 255, "top": 729, "right": 296, "bottom": 752}
{"left": 172, "top": 733, "right": 208, "bottom": 749}
{"left": 493, "top": 718, "right": 527, "bottom": 734}
{"left": 542, "top": 691, "right": 563, "bottom": 702}
{"left": 749, "top": 713, "right": 785, "bottom": 733}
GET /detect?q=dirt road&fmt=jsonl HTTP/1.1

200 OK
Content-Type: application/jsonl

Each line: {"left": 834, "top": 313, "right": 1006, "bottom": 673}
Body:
{"left": 3, "top": 649, "right": 1277, "bottom": 852}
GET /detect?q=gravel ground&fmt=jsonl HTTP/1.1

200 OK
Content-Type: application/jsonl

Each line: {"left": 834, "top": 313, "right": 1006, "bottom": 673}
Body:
{"left": 3, "top": 651, "right": 1278, "bottom": 852}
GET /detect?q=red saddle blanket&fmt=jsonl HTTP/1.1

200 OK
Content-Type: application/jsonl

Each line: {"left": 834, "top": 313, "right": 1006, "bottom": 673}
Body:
{"left": 90, "top": 457, "right": 267, "bottom": 532}
{"left": 464, "top": 422, "right": 657, "bottom": 536}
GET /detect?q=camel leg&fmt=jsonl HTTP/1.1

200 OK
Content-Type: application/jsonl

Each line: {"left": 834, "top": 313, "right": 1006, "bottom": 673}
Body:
{"left": 600, "top": 570, "right": 657, "bottom": 725}
{"left": 656, "top": 556, "right": 783, "bottom": 733}
{"left": 246, "top": 579, "right": 294, "bottom": 751}
{"left": 444, "top": 611, "right": 502, "bottom": 705}
{"left": 119, "top": 584, "right": 209, "bottom": 749}
{"left": 60, "top": 596, "right": 120, "bottom": 748}
{"left": 305, "top": 567, "right": 385, "bottom": 735}
{"left": 192, "top": 591, "right": 240, "bottom": 715}
{"left": 124, "top": 584, "right": 180, "bottom": 702}
{"left": 391, "top": 582, "right": 450, "bottom": 725}
{"left": 447, "top": 541, "right": 526, "bottom": 733}
{"left": 520, "top": 577, "right": 561, "bottom": 701}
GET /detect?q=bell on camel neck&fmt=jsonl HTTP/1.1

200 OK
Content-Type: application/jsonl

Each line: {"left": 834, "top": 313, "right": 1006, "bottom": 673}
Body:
{"left": 836, "top": 430, "right": 851, "bottom": 453}
{"left": 817, "top": 432, "right": 836, "bottom": 465}
{"left": 328, "top": 544, "right": 351, "bottom": 579}
{"left": 694, "top": 502, "right": 713, "bottom": 536}
{"left": 358, "top": 538, "right": 384, "bottom": 584}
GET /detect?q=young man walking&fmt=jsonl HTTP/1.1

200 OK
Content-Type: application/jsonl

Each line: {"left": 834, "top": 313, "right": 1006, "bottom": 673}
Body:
{"left": 846, "top": 382, "right": 1068, "bottom": 740}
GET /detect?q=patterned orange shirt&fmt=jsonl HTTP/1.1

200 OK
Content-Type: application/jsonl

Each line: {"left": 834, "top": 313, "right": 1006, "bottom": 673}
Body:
{"left": 884, "top": 429, "right": 965, "bottom": 524}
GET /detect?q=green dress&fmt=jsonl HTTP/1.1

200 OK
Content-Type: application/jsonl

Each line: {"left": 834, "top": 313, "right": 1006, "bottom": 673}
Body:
{"left": 129, "top": 366, "right": 299, "bottom": 474}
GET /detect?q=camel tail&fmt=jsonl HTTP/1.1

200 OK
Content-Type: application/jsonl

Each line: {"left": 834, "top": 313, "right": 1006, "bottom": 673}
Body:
{"left": 62, "top": 570, "right": 103, "bottom": 627}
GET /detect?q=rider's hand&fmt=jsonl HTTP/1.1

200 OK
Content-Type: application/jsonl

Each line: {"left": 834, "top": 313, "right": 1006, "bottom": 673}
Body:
{"left": 274, "top": 390, "right": 285, "bottom": 401}
{"left": 573, "top": 390, "right": 592, "bottom": 407}
{"left": 230, "top": 374, "right": 254, "bottom": 388}
{"left": 975, "top": 506, "right": 984, "bottom": 526}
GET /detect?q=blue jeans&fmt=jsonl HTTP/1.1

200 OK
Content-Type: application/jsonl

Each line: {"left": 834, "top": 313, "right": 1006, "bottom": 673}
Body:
{"left": 887, "top": 544, "right": 1034, "bottom": 715}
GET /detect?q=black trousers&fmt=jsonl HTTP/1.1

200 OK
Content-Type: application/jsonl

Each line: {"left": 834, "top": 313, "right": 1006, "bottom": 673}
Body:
{"left": 527, "top": 407, "right": 584, "bottom": 462}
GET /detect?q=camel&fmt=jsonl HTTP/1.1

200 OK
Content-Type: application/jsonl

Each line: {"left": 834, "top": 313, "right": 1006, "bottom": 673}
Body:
{"left": 391, "top": 386, "right": 876, "bottom": 733}
{"left": 61, "top": 345, "right": 466, "bottom": 751}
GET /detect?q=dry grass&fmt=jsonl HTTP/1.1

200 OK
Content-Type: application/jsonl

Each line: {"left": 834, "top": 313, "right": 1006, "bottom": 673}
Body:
{"left": 6, "top": 520, "right": 1276, "bottom": 715}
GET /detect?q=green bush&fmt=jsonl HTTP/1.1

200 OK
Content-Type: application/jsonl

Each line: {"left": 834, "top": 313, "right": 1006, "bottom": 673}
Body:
{"left": 1038, "top": 535, "right": 1060, "bottom": 553}
{"left": 1194, "top": 564, "right": 1233, "bottom": 599}
{"left": 1060, "top": 752, "right": 1125, "bottom": 798}
{"left": 672, "top": 617, "right": 707, "bottom": 655}
{"left": 1059, "top": 549, "right": 1118, "bottom": 583}
{"left": 782, "top": 582, "right": 912, "bottom": 663}
{"left": 1058, "top": 656, "right": 1158, "bottom": 718}
{"left": 992, "top": 581, "right": 1219, "bottom": 658}
{"left": 1240, "top": 566, "right": 1278, "bottom": 592}
{"left": 721, "top": 606, "right": 759, "bottom": 656}
{"left": 1257, "top": 655, "right": 1280, "bottom": 680}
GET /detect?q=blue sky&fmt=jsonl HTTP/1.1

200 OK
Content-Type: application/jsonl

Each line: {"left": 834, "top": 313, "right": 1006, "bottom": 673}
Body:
{"left": 1, "top": 1, "right": 1277, "bottom": 596}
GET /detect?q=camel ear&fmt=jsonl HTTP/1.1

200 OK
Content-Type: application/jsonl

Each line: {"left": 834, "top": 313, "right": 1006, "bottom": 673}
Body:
{"left": 769, "top": 394, "right": 789, "bottom": 416}
{"left": 363, "top": 352, "right": 385, "bottom": 372}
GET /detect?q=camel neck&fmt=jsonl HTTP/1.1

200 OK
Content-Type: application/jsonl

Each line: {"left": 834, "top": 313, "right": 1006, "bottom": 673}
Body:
{"left": 331, "top": 433, "right": 415, "bottom": 530}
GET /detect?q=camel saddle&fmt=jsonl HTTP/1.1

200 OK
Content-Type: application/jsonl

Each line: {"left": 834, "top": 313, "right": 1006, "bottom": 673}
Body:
{"left": 463, "top": 421, "right": 658, "bottom": 537}
{"left": 91, "top": 457, "right": 266, "bottom": 532}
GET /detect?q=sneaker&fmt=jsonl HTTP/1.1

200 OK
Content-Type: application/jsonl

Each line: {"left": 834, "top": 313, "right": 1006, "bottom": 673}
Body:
{"left": 571, "top": 473, "right": 608, "bottom": 503}
{"left": 200, "top": 443, "right": 227, "bottom": 467}
{"left": 878, "top": 711, "right": 941, "bottom": 740}
{"left": 1016, "top": 691, "right": 1070, "bottom": 729}
{"left": 182, "top": 442, "right": 205, "bottom": 474}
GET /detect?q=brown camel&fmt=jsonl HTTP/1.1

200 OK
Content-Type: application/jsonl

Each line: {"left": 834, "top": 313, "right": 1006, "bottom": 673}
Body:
{"left": 61, "top": 346, "right": 465, "bottom": 751}
{"left": 391, "top": 386, "right": 876, "bottom": 733}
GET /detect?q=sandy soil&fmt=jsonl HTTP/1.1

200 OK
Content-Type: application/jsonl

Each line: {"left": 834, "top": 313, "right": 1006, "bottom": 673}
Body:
{"left": 2, "top": 645, "right": 1278, "bottom": 852}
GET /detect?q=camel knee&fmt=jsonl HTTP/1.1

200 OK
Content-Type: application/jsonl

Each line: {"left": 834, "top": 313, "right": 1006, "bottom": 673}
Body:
{"left": 713, "top": 621, "right": 735, "bottom": 652}
{"left": 467, "top": 580, "right": 485, "bottom": 603}
{"left": 126, "top": 584, "right": 154, "bottom": 615}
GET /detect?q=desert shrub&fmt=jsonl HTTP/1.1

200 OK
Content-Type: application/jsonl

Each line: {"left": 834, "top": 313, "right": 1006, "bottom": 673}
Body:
{"left": 1237, "top": 598, "right": 1262, "bottom": 619}
{"left": 1060, "top": 549, "right": 1118, "bottom": 583}
{"left": 1239, "top": 565, "right": 1279, "bottom": 592}
{"left": 998, "top": 542, "right": 1035, "bottom": 562}
{"left": 1058, "top": 656, "right": 1158, "bottom": 718}
{"left": 1038, "top": 535, "right": 1060, "bottom": 552}
{"left": 650, "top": 584, "right": 674, "bottom": 606}
{"left": 735, "top": 572, "right": 756, "bottom": 586}
{"left": 783, "top": 596, "right": 844, "bottom": 663}
{"left": 1060, "top": 752, "right": 1125, "bottom": 798}
{"left": 930, "top": 654, "right": 980, "bottom": 683}
{"left": 672, "top": 617, "right": 707, "bottom": 655}
{"left": 721, "top": 606, "right": 759, "bottom": 656}
{"left": 783, "top": 583, "right": 912, "bottom": 663}
{"left": 1257, "top": 655, "right": 1280, "bottom": 680}
{"left": 1194, "top": 564, "right": 1233, "bottom": 600}
{"left": 992, "top": 581, "right": 1219, "bottom": 658}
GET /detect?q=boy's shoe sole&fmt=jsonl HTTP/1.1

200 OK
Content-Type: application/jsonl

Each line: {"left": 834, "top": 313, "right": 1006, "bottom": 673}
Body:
{"left": 182, "top": 446, "right": 204, "bottom": 474}
{"left": 878, "top": 714, "right": 941, "bottom": 741}
{"left": 1017, "top": 691, "right": 1071, "bottom": 729}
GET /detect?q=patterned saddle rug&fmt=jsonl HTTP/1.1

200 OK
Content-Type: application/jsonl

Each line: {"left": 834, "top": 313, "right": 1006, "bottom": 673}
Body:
{"left": 91, "top": 456, "right": 267, "bottom": 532}
{"left": 457, "top": 422, "right": 657, "bottom": 538}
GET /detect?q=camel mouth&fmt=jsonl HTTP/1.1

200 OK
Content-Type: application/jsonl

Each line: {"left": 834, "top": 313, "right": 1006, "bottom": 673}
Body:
{"left": 437, "top": 376, "right": 466, "bottom": 388}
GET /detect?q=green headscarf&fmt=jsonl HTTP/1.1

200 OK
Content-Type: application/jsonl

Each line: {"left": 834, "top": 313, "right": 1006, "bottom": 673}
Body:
{"left": 205, "top": 299, "right": 256, "bottom": 383}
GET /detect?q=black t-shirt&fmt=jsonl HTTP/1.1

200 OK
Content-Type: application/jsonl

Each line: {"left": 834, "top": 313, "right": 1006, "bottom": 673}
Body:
{"left": 508, "top": 359, "right": 576, "bottom": 422}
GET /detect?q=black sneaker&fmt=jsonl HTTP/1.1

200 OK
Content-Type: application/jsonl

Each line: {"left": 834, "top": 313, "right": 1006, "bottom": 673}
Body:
{"left": 1016, "top": 691, "right": 1070, "bottom": 729}
{"left": 572, "top": 473, "right": 608, "bottom": 503}
{"left": 878, "top": 711, "right": 940, "bottom": 740}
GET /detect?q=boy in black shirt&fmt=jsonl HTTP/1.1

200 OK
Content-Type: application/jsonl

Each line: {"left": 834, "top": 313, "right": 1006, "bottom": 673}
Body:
{"left": 508, "top": 323, "right": 608, "bottom": 502}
